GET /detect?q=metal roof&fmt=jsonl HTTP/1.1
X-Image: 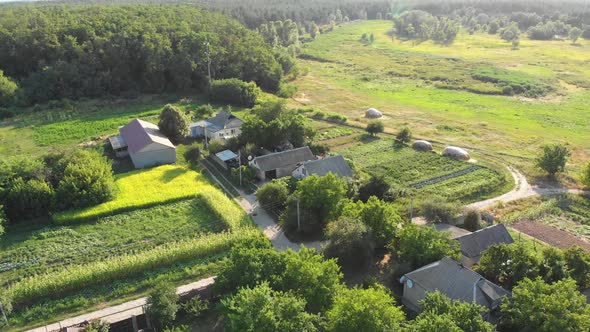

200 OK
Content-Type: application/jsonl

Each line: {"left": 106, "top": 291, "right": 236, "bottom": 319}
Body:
{"left": 108, "top": 135, "right": 127, "bottom": 150}
{"left": 119, "top": 119, "right": 175, "bottom": 154}
{"left": 250, "top": 147, "right": 315, "bottom": 172}
{"left": 455, "top": 224, "right": 514, "bottom": 258}
{"left": 190, "top": 111, "right": 242, "bottom": 132}
{"left": 301, "top": 155, "right": 353, "bottom": 178}
{"left": 215, "top": 150, "right": 238, "bottom": 162}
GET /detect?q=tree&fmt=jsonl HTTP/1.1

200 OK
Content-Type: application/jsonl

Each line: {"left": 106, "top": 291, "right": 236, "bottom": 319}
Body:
{"left": 512, "top": 37, "right": 520, "bottom": 50}
{"left": 0, "top": 70, "right": 18, "bottom": 106}
{"left": 158, "top": 104, "right": 189, "bottom": 143}
{"left": 5, "top": 178, "right": 53, "bottom": 220}
{"left": 357, "top": 175, "right": 390, "bottom": 202}
{"left": 326, "top": 286, "right": 406, "bottom": 331}
{"left": 369, "top": 33, "right": 375, "bottom": 43}
{"left": 209, "top": 79, "right": 261, "bottom": 107}
{"left": 281, "top": 174, "right": 346, "bottom": 234}
{"left": 417, "top": 291, "right": 494, "bottom": 332}
{"left": 500, "top": 22, "right": 520, "bottom": 41}
{"left": 393, "top": 224, "right": 461, "bottom": 270}
{"left": 539, "top": 246, "right": 569, "bottom": 284}
{"left": 146, "top": 283, "right": 179, "bottom": 329}
{"left": 365, "top": 120, "right": 384, "bottom": 136}
{"left": 222, "top": 283, "right": 320, "bottom": 332}
{"left": 55, "top": 150, "right": 115, "bottom": 210}
{"left": 310, "top": 22, "right": 319, "bottom": 39}
{"left": 408, "top": 313, "right": 462, "bottom": 332}
{"left": 463, "top": 208, "right": 481, "bottom": 232}
{"left": 500, "top": 278, "right": 590, "bottom": 332}
{"left": 570, "top": 27, "right": 582, "bottom": 44}
{"left": 342, "top": 196, "right": 403, "bottom": 247}
{"left": 564, "top": 246, "right": 590, "bottom": 289}
{"left": 477, "top": 242, "right": 540, "bottom": 289}
{"left": 0, "top": 205, "right": 6, "bottom": 236}
{"left": 256, "top": 180, "right": 289, "bottom": 212}
{"left": 535, "top": 143, "right": 570, "bottom": 177}
{"left": 183, "top": 144, "right": 201, "bottom": 166}
{"left": 582, "top": 162, "right": 590, "bottom": 188}
{"left": 324, "top": 217, "right": 374, "bottom": 266}
{"left": 396, "top": 126, "right": 412, "bottom": 143}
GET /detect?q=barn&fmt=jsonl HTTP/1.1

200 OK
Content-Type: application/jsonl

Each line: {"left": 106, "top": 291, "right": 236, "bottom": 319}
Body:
{"left": 249, "top": 147, "right": 315, "bottom": 181}
{"left": 111, "top": 119, "right": 176, "bottom": 169}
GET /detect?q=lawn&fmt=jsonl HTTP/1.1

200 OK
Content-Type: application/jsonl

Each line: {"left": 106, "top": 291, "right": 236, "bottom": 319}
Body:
{"left": 53, "top": 165, "right": 211, "bottom": 223}
{"left": 336, "top": 137, "right": 510, "bottom": 203}
{"left": 292, "top": 20, "right": 590, "bottom": 181}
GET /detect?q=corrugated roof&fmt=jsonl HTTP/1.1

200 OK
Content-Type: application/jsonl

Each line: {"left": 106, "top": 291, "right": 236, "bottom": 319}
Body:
{"left": 455, "top": 224, "right": 514, "bottom": 258}
{"left": 119, "top": 119, "right": 175, "bottom": 154}
{"left": 215, "top": 150, "right": 238, "bottom": 162}
{"left": 190, "top": 111, "right": 242, "bottom": 131}
{"left": 251, "top": 147, "right": 315, "bottom": 172}
{"left": 403, "top": 257, "right": 510, "bottom": 310}
{"left": 302, "top": 155, "right": 353, "bottom": 178}
{"left": 108, "top": 135, "right": 127, "bottom": 150}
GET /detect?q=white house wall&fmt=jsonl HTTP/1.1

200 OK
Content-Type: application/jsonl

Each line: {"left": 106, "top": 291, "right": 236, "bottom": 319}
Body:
{"left": 130, "top": 143, "right": 176, "bottom": 169}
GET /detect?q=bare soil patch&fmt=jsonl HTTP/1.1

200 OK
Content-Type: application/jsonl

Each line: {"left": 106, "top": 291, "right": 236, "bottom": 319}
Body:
{"left": 511, "top": 220, "right": 590, "bottom": 251}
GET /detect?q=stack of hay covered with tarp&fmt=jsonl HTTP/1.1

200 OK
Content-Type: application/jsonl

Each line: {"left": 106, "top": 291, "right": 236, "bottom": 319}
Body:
{"left": 412, "top": 140, "right": 433, "bottom": 152}
{"left": 443, "top": 146, "right": 470, "bottom": 160}
{"left": 365, "top": 108, "right": 383, "bottom": 118}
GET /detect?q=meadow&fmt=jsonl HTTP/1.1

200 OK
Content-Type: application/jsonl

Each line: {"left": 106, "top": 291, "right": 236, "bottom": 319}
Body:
{"left": 293, "top": 20, "right": 590, "bottom": 181}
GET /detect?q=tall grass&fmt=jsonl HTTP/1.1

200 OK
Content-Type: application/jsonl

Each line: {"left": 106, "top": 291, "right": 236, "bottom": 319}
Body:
{"left": 54, "top": 165, "right": 211, "bottom": 223}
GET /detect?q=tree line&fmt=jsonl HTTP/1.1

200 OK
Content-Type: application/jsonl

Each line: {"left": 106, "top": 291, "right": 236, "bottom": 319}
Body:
{"left": 0, "top": 4, "right": 291, "bottom": 107}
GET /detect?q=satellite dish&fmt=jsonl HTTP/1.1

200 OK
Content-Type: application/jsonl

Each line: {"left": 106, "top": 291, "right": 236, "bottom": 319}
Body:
{"left": 248, "top": 155, "right": 253, "bottom": 161}
{"left": 407, "top": 279, "right": 414, "bottom": 289}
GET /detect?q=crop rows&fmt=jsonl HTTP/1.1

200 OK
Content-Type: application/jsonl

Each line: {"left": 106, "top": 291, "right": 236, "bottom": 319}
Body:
{"left": 419, "top": 168, "right": 507, "bottom": 201}
{"left": 410, "top": 165, "right": 482, "bottom": 188}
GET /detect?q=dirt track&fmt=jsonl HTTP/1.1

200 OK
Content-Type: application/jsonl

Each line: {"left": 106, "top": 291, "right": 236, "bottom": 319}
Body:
{"left": 511, "top": 220, "right": 590, "bottom": 251}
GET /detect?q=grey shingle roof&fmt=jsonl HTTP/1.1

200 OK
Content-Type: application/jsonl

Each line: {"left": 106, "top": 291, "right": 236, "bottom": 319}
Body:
{"left": 403, "top": 257, "right": 510, "bottom": 310}
{"left": 302, "top": 155, "right": 353, "bottom": 178}
{"left": 251, "top": 147, "right": 315, "bottom": 172}
{"left": 119, "top": 119, "right": 174, "bottom": 154}
{"left": 455, "top": 224, "right": 514, "bottom": 258}
{"left": 190, "top": 111, "right": 242, "bottom": 131}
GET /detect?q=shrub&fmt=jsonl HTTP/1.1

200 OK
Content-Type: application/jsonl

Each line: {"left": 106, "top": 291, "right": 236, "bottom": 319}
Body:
{"left": 308, "top": 143, "right": 330, "bottom": 156}
{"left": 326, "top": 113, "right": 347, "bottom": 123}
{"left": 5, "top": 178, "right": 54, "bottom": 221}
{"left": 366, "top": 120, "right": 384, "bottom": 136}
{"left": 54, "top": 150, "right": 115, "bottom": 210}
{"left": 207, "top": 139, "right": 225, "bottom": 155}
{"left": 0, "top": 205, "right": 6, "bottom": 236}
{"left": 209, "top": 78, "right": 260, "bottom": 107}
{"left": 81, "top": 320, "right": 110, "bottom": 332}
{"left": 277, "top": 83, "right": 298, "bottom": 98}
{"left": 324, "top": 217, "right": 374, "bottom": 266}
{"left": 358, "top": 176, "right": 390, "bottom": 202}
{"left": 159, "top": 104, "right": 189, "bottom": 143}
{"left": 181, "top": 296, "right": 208, "bottom": 319}
{"left": 193, "top": 104, "right": 215, "bottom": 118}
{"left": 420, "top": 197, "right": 459, "bottom": 224}
{"left": 146, "top": 282, "right": 179, "bottom": 329}
{"left": 463, "top": 208, "right": 482, "bottom": 231}
{"left": 230, "top": 165, "right": 256, "bottom": 184}
{"left": 582, "top": 163, "right": 590, "bottom": 188}
{"left": 536, "top": 143, "right": 570, "bottom": 176}
{"left": 183, "top": 144, "right": 201, "bottom": 166}
{"left": 396, "top": 126, "right": 412, "bottom": 143}
{"left": 256, "top": 180, "right": 289, "bottom": 212}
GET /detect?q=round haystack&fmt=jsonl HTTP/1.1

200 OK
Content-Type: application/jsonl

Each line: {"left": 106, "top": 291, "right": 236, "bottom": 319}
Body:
{"left": 412, "top": 140, "right": 433, "bottom": 152}
{"left": 443, "top": 146, "right": 470, "bottom": 161}
{"left": 365, "top": 108, "right": 383, "bottom": 119}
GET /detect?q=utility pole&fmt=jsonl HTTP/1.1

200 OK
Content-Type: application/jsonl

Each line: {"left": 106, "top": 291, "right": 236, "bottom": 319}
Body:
{"left": 204, "top": 39, "right": 212, "bottom": 89}
{"left": 238, "top": 150, "right": 242, "bottom": 187}
{"left": 296, "top": 196, "right": 301, "bottom": 232}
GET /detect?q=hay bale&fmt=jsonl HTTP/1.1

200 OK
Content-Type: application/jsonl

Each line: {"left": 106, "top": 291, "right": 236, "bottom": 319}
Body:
{"left": 412, "top": 140, "right": 433, "bottom": 151}
{"left": 365, "top": 108, "right": 383, "bottom": 118}
{"left": 443, "top": 146, "right": 470, "bottom": 160}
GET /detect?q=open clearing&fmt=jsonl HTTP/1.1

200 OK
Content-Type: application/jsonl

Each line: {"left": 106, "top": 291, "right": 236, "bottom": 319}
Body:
{"left": 293, "top": 20, "right": 590, "bottom": 179}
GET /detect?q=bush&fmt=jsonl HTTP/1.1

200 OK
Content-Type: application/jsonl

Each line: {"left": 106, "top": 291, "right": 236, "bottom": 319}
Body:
{"left": 366, "top": 120, "right": 384, "bottom": 136}
{"left": 536, "top": 143, "right": 570, "bottom": 176}
{"left": 54, "top": 150, "right": 115, "bottom": 210}
{"left": 420, "top": 197, "right": 459, "bottom": 224}
{"left": 463, "top": 208, "right": 482, "bottom": 231}
{"left": 209, "top": 78, "right": 260, "bottom": 107}
{"left": 181, "top": 296, "right": 208, "bottom": 319}
{"left": 81, "top": 320, "right": 110, "bottom": 332}
{"left": 183, "top": 144, "right": 201, "bottom": 166}
{"left": 582, "top": 163, "right": 590, "bottom": 188}
{"left": 358, "top": 176, "right": 390, "bottom": 202}
{"left": 207, "top": 139, "right": 226, "bottom": 155}
{"left": 193, "top": 104, "right": 215, "bottom": 118}
{"left": 277, "top": 83, "right": 298, "bottom": 98}
{"left": 230, "top": 165, "right": 257, "bottom": 184}
{"left": 326, "top": 113, "right": 347, "bottom": 123}
{"left": 396, "top": 126, "right": 412, "bottom": 143}
{"left": 0, "top": 205, "right": 6, "bottom": 236}
{"left": 159, "top": 104, "right": 189, "bottom": 143}
{"left": 324, "top": 217, "right": 374, "bottom": 266}
{"left": 256, "top": 180, "right": 289, "bottom": 212}
{"left": 146, "top": 282, "right": 180, "bottom": 329}
{"left": 308, "top": 143, "right": 330, "bottom": 156}
{"left": 5, "top": 178, "right": 54, "bottom": 221}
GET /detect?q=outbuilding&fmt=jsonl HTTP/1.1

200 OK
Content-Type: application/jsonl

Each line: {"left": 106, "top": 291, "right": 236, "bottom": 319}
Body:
{"left": 292, "top": 155, "right": 353, "bottom": 180}
{"left": 189, "top": 111, "right": 243, "bottom": 140}
{"left": 249, "top": 147, "right": 316, "bottom": 181}
{"left": 455, "top": 224, "right": 514, "bottom": 267}
{"left": 112, "top": 119, "right": 176, "bottom": 169}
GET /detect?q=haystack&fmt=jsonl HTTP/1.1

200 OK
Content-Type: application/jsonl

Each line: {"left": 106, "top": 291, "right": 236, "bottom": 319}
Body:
{"left": 365, "top": 108, "right": 383, "bottom": 118}
{"left": 412, "top": 140, "right": 433, "bottom": 152}
{"left": 443, "top": 146, "right": 470, "bottom": 160}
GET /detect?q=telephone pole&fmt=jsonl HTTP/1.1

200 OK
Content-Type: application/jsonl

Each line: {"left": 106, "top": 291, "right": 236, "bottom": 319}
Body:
{"left": 204, "top": 39, "right": 212, "bottom": 88}
{"left": 296, "top": 196, "right": 301, "bottom": 232}
{"left": 238, "top": 150, "right": 242, "bottom": 187}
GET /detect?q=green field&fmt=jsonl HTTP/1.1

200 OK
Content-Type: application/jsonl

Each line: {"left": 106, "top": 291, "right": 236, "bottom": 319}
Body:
{"left": 335, "top": 137, "right": 510, "bottom": 202}
{"left": 293, "top": 21, "right": 590, "bottom": 182}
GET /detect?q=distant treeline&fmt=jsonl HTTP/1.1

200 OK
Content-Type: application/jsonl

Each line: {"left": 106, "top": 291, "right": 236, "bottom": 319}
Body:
{"left": 0, "top": 5, "right": 289, "bottom": 106}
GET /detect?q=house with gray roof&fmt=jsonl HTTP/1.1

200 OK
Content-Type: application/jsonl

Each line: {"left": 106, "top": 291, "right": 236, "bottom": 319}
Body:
{"left": 109, "top": 119, "right": 176, "bottom": 169}
{"left": 400, "top": 257, "right": 510, "bottom": 317}
{"left": 249, "top": 146, "right": 315, "bottom": 180}
{"left": 455, "top": 224, "right": 514, "bottom": 267}
{"left": 292, "top": 155, "right": 353, "bottom": 180}
{"left": 189, "top": 111, "right": 243, "bottom": 140}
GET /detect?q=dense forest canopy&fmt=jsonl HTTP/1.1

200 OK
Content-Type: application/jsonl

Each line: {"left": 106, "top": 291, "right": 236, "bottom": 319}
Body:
{"left": 0, "top": 4, "right": 284, "bottom": 105}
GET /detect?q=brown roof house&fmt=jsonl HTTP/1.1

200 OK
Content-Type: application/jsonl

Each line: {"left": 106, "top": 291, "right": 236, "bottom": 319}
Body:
{"left": 109, "top": 119, "right": 176, "bottom": 169}
{"left": 249, "top": 147, "right": 315, "bottom": 180}
{"left": 400, "top": 257, "right": 510, "bottom": 319}
{"left": 455, "top": 224, "right": 514, "bottom": 267}
{"left": 292, "top": 155, "right": 353, "bottom": 180}
{"left": 189, "top": 111, "right": 243, "bottom": 140}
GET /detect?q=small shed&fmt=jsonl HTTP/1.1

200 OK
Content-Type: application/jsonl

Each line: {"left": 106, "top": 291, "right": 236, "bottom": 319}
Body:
{"left": 212, "top": 150, "right": 239, "bottom": 170}
{"left": 109, "top": 135, "right": 129, "bottom": 157}
{"left": 455, "top": 224, "right": 514, "bottom": 267}
{"left": 412, "top": 140, "right": 433, "bottom": 152}
{"left": 443, "top": 146, "right": 470, "bottom": 160}
{"left": 365, "top": 108, "right": 383, "bottom": 118}
{"left": 249, "top": 147, "right": 316, "bottom": 180}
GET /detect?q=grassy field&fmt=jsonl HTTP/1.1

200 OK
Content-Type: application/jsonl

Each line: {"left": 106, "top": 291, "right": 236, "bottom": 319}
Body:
{"left": 293, "top": 20, "right": 590, "bottom": 182}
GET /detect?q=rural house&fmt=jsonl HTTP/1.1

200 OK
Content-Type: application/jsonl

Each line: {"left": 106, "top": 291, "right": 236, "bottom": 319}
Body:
{"left": 455, "top": 224, "right": 514, "bottom": 267}
{"left": 249, "top": 146, "right": 316, "bottom": 180}
{"left": 400, "top": 257, "right": 510, "bottom": 317}
{"left": 110, "top": 119, "right": 176, "bottom": 169}
{"left": 292, "top": 155, "right": 353, "bottom": 179}
{"left": 189, "top": 111, "right": 243, "bottom": 140}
